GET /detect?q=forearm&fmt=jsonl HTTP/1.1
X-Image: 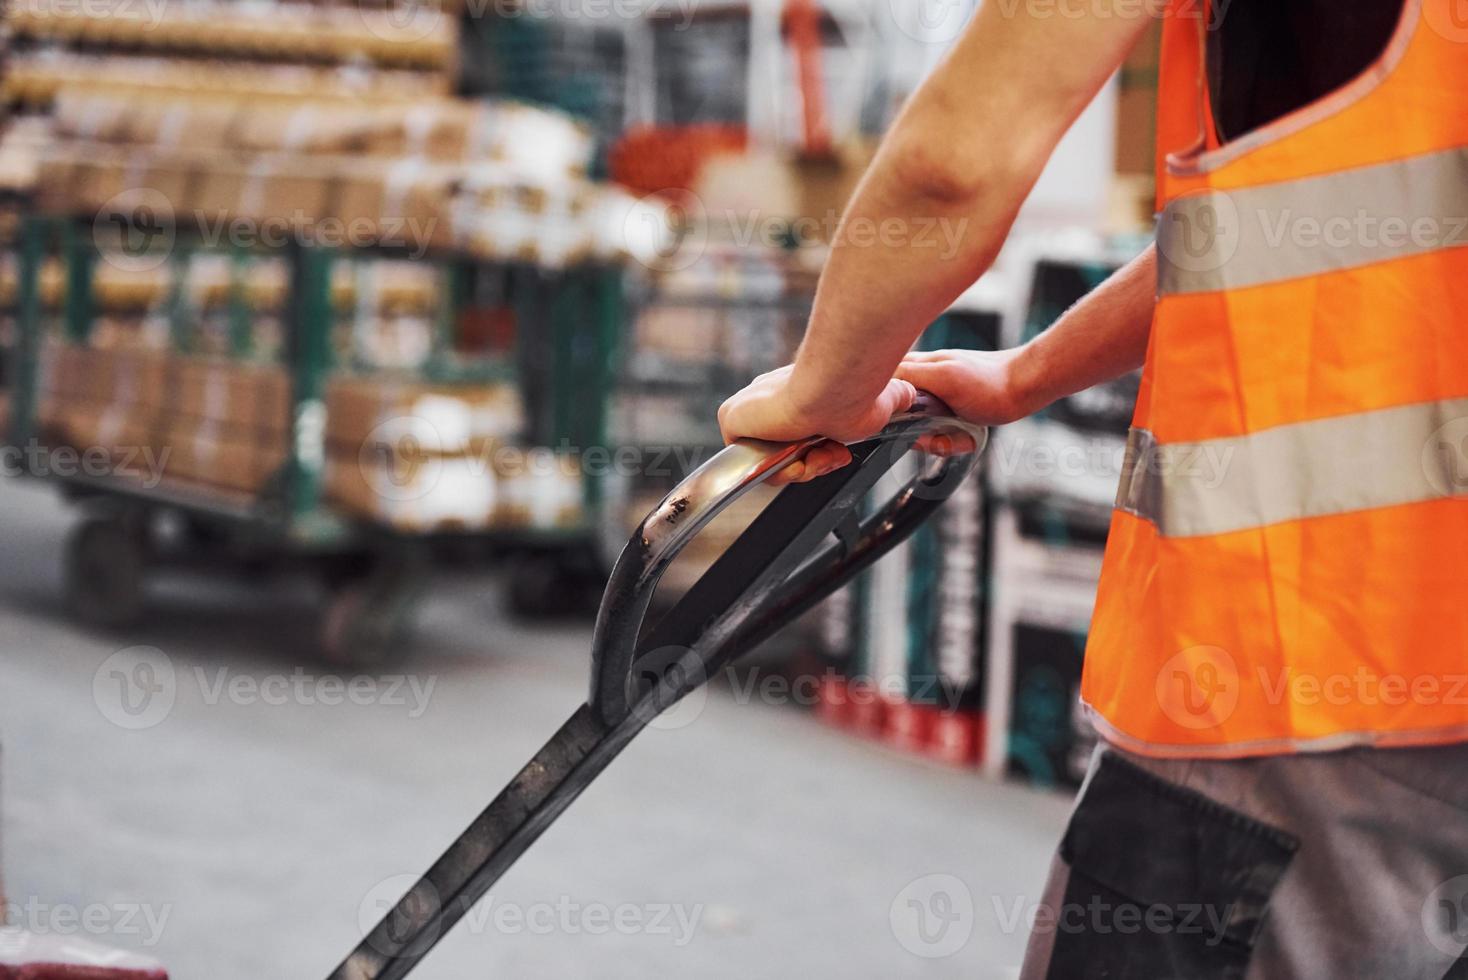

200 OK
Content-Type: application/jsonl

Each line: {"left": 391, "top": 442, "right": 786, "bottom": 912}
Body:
{"left": 783, "top": 1, "right": 1158, "bottom": 419}
{"left": 1011, "top": 244, "right": 1156, "bottom": 413}
{"left": 787, "top": 145, "right": 1027, "bottom": 418}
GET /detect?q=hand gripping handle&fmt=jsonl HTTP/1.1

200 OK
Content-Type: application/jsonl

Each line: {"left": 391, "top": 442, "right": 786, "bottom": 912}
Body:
{"left": 588, "top": 393, "right": 987, "bottom": 727}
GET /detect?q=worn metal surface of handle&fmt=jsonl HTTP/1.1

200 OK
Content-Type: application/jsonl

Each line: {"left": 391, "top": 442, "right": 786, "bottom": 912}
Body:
{"left": 589, "top": 393, "right": 987, "bottom": 726}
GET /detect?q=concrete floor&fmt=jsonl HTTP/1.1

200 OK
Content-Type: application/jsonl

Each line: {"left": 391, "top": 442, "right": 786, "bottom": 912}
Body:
{"left": 0, "top": 477, "right": 1071, "bottom": 979}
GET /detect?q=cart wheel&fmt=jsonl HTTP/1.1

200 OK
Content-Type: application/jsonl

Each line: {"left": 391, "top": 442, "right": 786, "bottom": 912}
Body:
{"left": 321, "top": 585, "right": 396, "bottom": 668}
{"left": 507, "top": 553, "right": 602, "bottom": 619}
{"left": 319, "top": 553, "right": 424, "bottom": 668}
{"left": 65, "top": 514, "right": 147, "bottom": 629}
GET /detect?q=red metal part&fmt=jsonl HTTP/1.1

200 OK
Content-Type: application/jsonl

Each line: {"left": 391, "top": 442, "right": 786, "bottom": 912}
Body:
{"left": 784, "top": 0, "right": 832, "bottom": 156}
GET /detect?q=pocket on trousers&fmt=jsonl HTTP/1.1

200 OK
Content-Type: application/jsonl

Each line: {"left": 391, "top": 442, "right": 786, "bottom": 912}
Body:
{"left": 1043, "top": 752, "right": 1299, "bottom": 980}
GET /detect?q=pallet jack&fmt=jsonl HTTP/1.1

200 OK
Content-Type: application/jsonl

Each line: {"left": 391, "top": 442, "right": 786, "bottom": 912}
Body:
{"left": 326, "top": 395, "right": 987, "bottom": 979}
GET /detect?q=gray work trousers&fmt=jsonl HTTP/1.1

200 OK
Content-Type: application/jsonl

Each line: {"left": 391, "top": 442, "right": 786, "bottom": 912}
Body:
{"left": 1019, "top": 741, "right": 1468, "bottom": 980}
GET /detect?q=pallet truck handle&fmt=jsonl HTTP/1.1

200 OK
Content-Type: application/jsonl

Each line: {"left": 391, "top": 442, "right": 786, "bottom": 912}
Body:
{"left": 327, "top": 393, "right": 986, "bottom": 980}
{"left": 588, "top": 391, "right": 987, "bottom": 727}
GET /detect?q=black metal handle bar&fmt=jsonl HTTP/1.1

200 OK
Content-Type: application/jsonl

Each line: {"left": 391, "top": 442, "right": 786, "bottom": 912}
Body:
{"left": 327, "top": 393, "right": 987, "bottom": 980}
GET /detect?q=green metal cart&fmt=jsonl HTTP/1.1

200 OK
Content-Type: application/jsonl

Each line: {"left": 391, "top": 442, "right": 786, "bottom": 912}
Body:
{"left": 2, "top": 211, "right": 625, "bottom": 664}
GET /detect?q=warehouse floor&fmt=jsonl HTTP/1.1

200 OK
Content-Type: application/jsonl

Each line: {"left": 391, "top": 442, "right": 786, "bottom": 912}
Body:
{"left": 0, "top": 477, "right": 1070, "bottom": 979}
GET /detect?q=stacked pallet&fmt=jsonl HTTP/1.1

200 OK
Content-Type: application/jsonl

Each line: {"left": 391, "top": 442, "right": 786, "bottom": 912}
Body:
{"left": 6, "top": 0, "right": 458, "bottom": 99}
{"left": 325, "top": 375, "right": 583, "bottom": 532}
{"left": 9, "top": 0, "right": 457, "bottom": 72}
{"left": 32, "top": 341, "right": 569, "bottom": 529}
{"left": 17, "top": 89, "right": 676, "bottom": 268}
{"left": 36, "top": 343, "right": 172, "bottom": 482}
{"left": 160, "top": 358, "right": 291, "bottom": 495}
{"left": 3, "top": 54, "right": 449, "bottom": 107}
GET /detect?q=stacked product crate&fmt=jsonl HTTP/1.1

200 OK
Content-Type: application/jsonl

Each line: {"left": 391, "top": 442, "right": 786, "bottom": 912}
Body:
{"left": 981, "top": 243, "right": 1142, "bottom": 789}
{"left": 813, "top": 303, "right": 1003, "bottom": 768}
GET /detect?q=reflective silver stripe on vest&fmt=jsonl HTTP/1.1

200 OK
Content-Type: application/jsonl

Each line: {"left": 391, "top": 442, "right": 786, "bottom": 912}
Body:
{"left": 1157, "top": 147, "right": 1468, "bottom": 295}
{"left": 1116, "top": 397, "right": 1468, "bottom": 538}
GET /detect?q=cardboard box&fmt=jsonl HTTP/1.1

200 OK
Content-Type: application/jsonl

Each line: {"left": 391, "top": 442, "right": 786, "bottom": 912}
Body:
{"left": 492, "top": 448, "right": 582, "bottom": 530}
{"left": 157, "top": 417, "right": 275, "bottom": 494}
{"left": 99, "top": 348, "right": 170, "bottom": 410}
{"left": 234, "top": 101, "right": 370, "bottom": 156}
{"left": 380, "top": 160, "right": 458, "bottom": 253}
{"left": 255, "top": 365, "right": 291, "bottom": 434}
{"left": 325, "top": 376, "right": 523, "bottom": 456}
{"left": 326, "top": 449, "right": 496, "bottom": 531}
{"left": 190, "top": 164, "right": 249, "bottom": 220}
{"left": 175, "top": 357, "right": 291, "bottom": 435}
{"left": 365, "top": 101, "right": 475, "bottom": 160}
{"left": 57, "top": 404, "right": 158, "bottom": 468}
{"left": 334, "top": 164, "right": 389, "bottom": 242}
{"left": 236, "top": 158, "right": 333, "bottom": 225}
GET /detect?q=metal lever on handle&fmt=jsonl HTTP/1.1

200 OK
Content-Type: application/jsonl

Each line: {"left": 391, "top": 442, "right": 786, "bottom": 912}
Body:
{"left": 326, "top": 392, "right": 986, "bottom": 980}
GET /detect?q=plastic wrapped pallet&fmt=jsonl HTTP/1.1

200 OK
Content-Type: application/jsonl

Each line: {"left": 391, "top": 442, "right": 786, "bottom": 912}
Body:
{"left": 492, "top": 448, "right": 584, "bottom": 530}
{"left": 320, "top": 376, "right": 526, "bottom": 531}
{"left": 323, "top": 376, "right": 522, "bottom": 457}
{"left": 326, "top": 450, "right": 497, "bottom": 532}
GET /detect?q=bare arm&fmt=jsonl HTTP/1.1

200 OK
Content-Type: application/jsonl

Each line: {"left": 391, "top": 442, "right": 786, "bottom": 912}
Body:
{"left": 718, "top": 2, "right": 1160, "bottom": 479}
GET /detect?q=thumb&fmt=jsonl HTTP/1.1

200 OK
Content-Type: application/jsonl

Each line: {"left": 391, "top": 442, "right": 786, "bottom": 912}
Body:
{"left": 883, "top": 377, "right": 919, "bottom": 415}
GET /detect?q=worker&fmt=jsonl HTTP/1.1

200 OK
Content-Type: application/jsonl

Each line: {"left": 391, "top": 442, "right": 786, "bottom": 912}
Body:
{"left": 719, "top": 0, "right": 1468, "bottom": 976}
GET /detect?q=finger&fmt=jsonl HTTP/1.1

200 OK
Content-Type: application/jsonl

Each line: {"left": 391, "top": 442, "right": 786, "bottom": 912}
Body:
{"left": 915, "top": 431, "right": 978, "bottom": 456}
{"left": 717, "top": 400, "right": 732, "bottom": 444}
{"left": 794, "top": 442, "right": 853, "bottom": 482}
{"left": 893, "top": 362, "right": 959, "bottom": 407}
{"left": 767, "top": 459, "right": 805, "bottom": 487}
{"left": 898, "top": 349, "right": 951, "bottom": 364}
{"left": 892, "top": 359, "right": 946, "bottom": 388}
{"left": 880, "top": 377, "right": 919, "bottom": 418}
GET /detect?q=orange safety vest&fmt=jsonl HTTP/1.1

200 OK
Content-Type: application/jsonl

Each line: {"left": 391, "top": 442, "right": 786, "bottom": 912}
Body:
{"left": 1081, "top": 0, "right": 1468, "bottom": 757}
